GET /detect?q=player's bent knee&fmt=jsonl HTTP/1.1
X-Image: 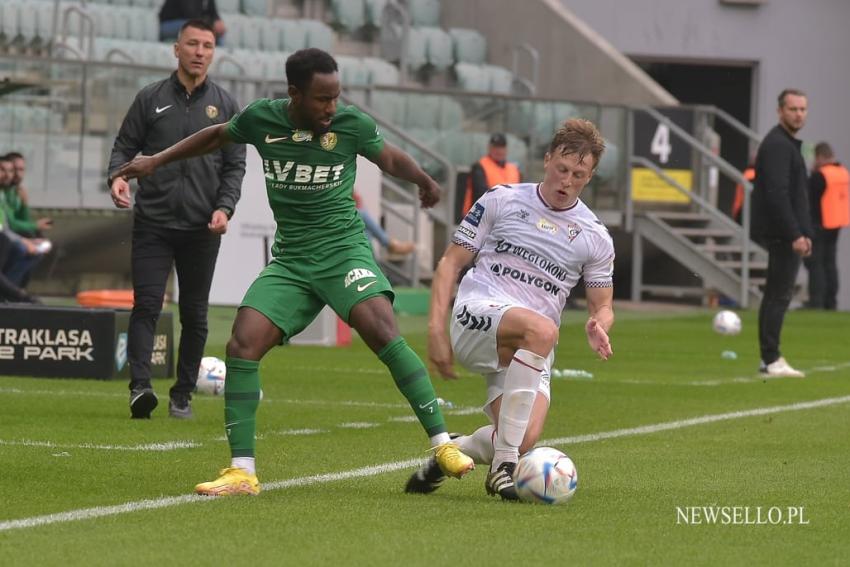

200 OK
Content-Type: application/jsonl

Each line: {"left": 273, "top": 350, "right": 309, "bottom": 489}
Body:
{"left": 522, "top": 320, "right": 559, "bottom": 354}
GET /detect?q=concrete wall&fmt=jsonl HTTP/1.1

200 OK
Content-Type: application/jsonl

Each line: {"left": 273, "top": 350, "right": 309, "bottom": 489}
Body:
{"left": 439, "top": 0, "right": 676, "bottom": 105}
{"left": 563, "top": 0, "right": 850, "bottom": 309}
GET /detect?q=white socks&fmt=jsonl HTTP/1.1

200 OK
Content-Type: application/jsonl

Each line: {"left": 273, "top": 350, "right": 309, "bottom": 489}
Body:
{"left": 231, "top": 457, "right": 256, "bottom": 475}
{"left": 492, "top": 348, "right": 543, "bottom": 471}
{"left": 456, "top": 425, "right": 496, "bottom": 465}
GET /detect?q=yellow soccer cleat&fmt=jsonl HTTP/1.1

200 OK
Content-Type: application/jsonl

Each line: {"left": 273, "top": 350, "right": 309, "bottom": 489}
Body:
{"left": 194, "top": 467, "right": 260, "bottom": 496}
{"left": 433, "top": 442, "right": 475, "bottom": 479}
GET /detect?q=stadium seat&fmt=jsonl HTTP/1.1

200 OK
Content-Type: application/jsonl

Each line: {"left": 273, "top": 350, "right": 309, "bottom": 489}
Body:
{"left": 330, "top": 0, "right": 365, "bottom": 32}
{"left": 238, "top": 16, "right": 261, "bottom": 50}
{"left": 279, "top": 18, "right": 308, "bottom": 52}
{"left": 361, "top": 57, "right": 399, "bottom": 85}
{"left": 336, "top": 55, "right": 370, "bottom": 87}
{"left": 404, "top": 27, "right": 427, "bottom": 69}
{"left": 18, "top": 1, "right": 38, "bottom": 44}
{"left": 34, "top": 2, "right": 54, "bottom": 44}
{"left": 406, "top": 0, "right": 440, "bottom": 26}
{"left": 436, "top": 95, "right": 463, "bottom": 130}
{"left": 449, "top": 28, "right": 486, "bottom": 64}
{"left": 505, "top": 133, "right": 528, "bottom": 167}
{"left": 486, "top": 64, "right": 514, "bottom": 94}
{"left": 262, "top": 50, "right": 288, "bottom": 81}
{"left": 594, "top": 140, "right": 619, "bottom": 182}
{"left": 241, "top": 0, "right": 269, "bottom": 17}
{"left": 364, "top": 0, "right": 388, "bottom": 27}
{"left": 454, "top": 62, "right": 488, "bottom": 92}
{"left": 1, "top": 1, "right": 20, "bottom": 44}
{"left": 301, "top": 19, "right": 333, "bottom": 51}
{"left": 217, "top": 0, "right": 240, "bottom": 15}
{"left": 420, "top": 26, "right": 452, "bottom": 69}
{"left": 368, "top": 90, "right": 406, "bottom": 124}
{"left": 401, "top": 93, "right": 440, "bottom": 130}
{"left": 258, "top": 19, "right": 282, "bottom": 51}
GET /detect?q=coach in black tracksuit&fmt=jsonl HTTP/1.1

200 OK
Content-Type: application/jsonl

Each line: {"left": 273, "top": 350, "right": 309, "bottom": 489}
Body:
{"left": 750, "top": 89, "right": 812, "bottom": 377}
{"left": 108, "top": 20, "right": 246, "bottom": 419}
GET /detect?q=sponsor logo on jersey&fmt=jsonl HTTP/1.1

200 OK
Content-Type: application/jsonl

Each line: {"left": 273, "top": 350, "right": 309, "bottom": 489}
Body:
{"left": 320, "top": 132, "right": 338, "bottom": 150}
{"left": 514, "top": 209, "right": 530, "bottom": 222}
{"left": 344, "top": 268, "right": 377, "bottom": 288}
{"left": 464, "top": 202, "right": 485, "bottom": 227}
{"left": 264, "top": 134, "right": 288, "bottom": 143}
{"left": 457, "top": 225, "right": 476, "bottom": 240}
{"left": 263, "top": 160, "right": 345, "bottom": 187}
{"left": 292, "top": 130, "right": 313, "bottom": 142}
{"left": 536, "top": 218, "right": 558, "bottom": 235}
{"left": 205, "top": 105, "right": 219, "bottom": 119}
{"left": 489, "top": 263, "right": 560, "bottom": 296}
{"left": 567, "top": 222, "right": 582, "bottom": 242}
{"left": 493, "top": 239, "right": 568, "bottom": 281}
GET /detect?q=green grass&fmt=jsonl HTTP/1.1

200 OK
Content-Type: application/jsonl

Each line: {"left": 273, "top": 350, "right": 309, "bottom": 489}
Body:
{"left": 1, "top": 305, "right": 849, "bottom": 565}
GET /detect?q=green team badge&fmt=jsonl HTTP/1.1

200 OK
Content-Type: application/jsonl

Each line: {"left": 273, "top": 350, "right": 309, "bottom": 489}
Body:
{"left": 320, "top": 132, "right": 338, "bottom": 150}
{"left": 292, "top": 130, "right": 313, "bottom": 142}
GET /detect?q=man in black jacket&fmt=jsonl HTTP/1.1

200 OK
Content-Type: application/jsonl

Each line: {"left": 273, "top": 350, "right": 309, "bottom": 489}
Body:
{"left": 108, "top": 19, "right": 246, "bottom": 419}
{"left": 751, "top": 88, "right": 812, "bottom": 378}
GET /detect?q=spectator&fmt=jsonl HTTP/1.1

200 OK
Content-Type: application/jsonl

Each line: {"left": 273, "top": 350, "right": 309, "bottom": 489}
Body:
{"left": 159, "top": 0, "right": 226, "bottom": 45}
{"left": 751, "top": 88, "right": 812, "bottom": 378}
{"left": 460, "top": 133, "right": 520, "bottom": 218}
{"left": 107, "top": 20, "right": 246, "bottom": 419}
{"left": 1, "top": 152, "right": 52, "bottom": 288}
{"left": 353, "top": 191, "right": 415, "bottom": 256}
{"left": 804, "top": 142, "right": 849, "bottom": 310}
{"left": 732, "top": 160, "right": 755, "bottom": 224}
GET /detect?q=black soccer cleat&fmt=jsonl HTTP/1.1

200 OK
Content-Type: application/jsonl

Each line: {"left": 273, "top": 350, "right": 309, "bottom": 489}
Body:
{"left": 129, "top": 387, "right": 158, "bottom": 419}
{"left": 485, "top": 461, "right": 519, "bottom": 501}
{"left": 405, "top": 457, "right": 447, "bottom": 494}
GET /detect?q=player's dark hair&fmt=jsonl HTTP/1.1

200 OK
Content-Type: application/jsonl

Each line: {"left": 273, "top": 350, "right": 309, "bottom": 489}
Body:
{"left": 4, "top": 151, "right": 23, "bottom": 160}
{"left": 814, "top": 142, "right": 834, "bottom": 159}
{"left": 778, "top": 88, "right": 805, "bottom": 108}
{"left": 179, "top": 19, "right": 215, "bottom": 38}
{"left": 286, "top": 48, "right": 338, "bottom": 92}
{"left": 548, "top": 118, "right": 605, "bottom": 169}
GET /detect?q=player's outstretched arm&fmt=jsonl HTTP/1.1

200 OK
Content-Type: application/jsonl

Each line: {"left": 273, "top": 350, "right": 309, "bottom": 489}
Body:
{"left": 371, "top": 142, "right": 441, "bottom": 208}
{"left": 115, "top": 123, "right": 232, "bottom": 180}
{"left": 428, "top": 243, "right": 475, "bottom": 379}
{"left": 585, "top": 286, "right": 614, "bottom": 360}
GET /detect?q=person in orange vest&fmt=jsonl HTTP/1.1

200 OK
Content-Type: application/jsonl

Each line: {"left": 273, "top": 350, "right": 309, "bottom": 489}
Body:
{"left": 804, "top": 142, "right": 849, "bottom": 309}
{"left": 732, "top": 163, "right": 755, "bottom": 223}
{"left": 462, "top": 133, "right": 521, "bottom": 216}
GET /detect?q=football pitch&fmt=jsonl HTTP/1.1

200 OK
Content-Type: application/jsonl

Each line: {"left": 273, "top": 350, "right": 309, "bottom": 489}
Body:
{"left": 1, "top": 305, "right": 849, "bottom": 565}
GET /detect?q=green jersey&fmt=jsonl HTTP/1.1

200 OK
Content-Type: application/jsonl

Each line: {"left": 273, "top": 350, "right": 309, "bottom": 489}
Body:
{"left": 227, "top": 98, "right": 384, "bottom": 259}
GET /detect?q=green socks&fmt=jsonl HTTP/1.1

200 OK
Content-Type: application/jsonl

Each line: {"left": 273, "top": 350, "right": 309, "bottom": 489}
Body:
{"left": 224, "top": 357, "right": 261, "bottom": 458}
{"left": 378, "top": 337, "right": 447, "bottom": 438}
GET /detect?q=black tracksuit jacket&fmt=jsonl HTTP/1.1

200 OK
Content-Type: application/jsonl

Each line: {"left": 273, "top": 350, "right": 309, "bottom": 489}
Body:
{"left": 107, "top": 72, "right": 246, "bottom": 230}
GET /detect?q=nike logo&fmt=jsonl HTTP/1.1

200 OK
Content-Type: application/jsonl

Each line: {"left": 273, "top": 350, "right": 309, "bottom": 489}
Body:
{"left": 356, "top": 281, "right": 378, "bottom": 292}
{"left": 418, "top": 399, "right": 437, "bottom": 413}
{"left": 265, "top": 134, "right": 289, "bottom": 143}
{"left": 155, "top": 105, "right": 172, "bottom": 114}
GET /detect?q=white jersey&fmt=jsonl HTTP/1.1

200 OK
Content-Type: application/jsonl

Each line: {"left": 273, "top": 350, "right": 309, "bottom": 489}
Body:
{"left": 452, "top": 183, "right": 614, "bottom": 326}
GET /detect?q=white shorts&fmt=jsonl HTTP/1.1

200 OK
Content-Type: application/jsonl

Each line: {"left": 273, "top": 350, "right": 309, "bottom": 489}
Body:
{"left": 450, "top": 298, "right": 553, "bottom": 419}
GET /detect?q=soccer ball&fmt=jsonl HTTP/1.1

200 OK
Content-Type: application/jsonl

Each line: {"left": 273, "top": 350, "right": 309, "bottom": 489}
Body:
{"left": 514, "top": 447, "right": 578, "bottom": 504}
{"left": 196, "top": 356, "right": 226, "bottom": 395}
{"left": 712, "top": 310, "right": 742, "bottom": 336}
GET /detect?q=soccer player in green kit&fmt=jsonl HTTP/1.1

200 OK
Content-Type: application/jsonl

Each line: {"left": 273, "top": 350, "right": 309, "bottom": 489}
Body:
{"left": 115, "top": 48, "right": 474, "bottom": 495}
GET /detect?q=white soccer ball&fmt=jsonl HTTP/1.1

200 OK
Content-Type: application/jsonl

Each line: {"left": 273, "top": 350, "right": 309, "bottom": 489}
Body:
{"left": 712, "top": 310, "right": 742, "bottom": 336}
{"left": 514, "top": 446, "right": 578, "bottom": 504}
{"left": 196, "top": 356, "right": 226, "bottom": 395}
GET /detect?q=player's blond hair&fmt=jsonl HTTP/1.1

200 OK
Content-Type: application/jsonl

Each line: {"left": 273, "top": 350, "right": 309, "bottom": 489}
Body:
{"left": 548, "top": 118, "right": 605, "bottom": 169}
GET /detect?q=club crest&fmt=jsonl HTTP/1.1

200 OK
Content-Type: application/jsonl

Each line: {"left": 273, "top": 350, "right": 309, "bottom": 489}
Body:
{"left": 320, "top": 132, "right": 338, "bottom": 150}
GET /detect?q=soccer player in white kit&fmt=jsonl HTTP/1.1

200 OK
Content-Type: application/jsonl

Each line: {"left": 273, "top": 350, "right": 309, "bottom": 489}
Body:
{"left": 406, "top": 119, "right": 615, "bottom": 500}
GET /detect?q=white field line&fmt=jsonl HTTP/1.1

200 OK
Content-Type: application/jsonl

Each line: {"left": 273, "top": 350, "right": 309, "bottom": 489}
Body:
{"left": 3, "top": 394, "right": 850, "bottom": 534}
{"left": 0, "top": 439, "right": 201, "bottom": 452}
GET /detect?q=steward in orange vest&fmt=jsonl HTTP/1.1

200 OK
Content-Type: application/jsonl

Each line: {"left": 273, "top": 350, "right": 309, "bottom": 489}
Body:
{"left": 732, "top": 166, "right": 755, "bottom": 223}
{"left": 462, "top": 133, "right": 520, "bottom": 215}
{"left": 805, "top": 142, "right": 849, "bottom": 309}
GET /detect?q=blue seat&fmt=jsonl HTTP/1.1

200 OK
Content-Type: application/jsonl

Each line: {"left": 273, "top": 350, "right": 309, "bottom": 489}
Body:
{"left": 279, "top": 19, "right": 307, "bottom": 51}
{"left": 361, "top": 57, "right": 399, "bottom": 85}
{"left": 407, "top": 0, "right": 440, "bottom": 26}
{"left": 336, "top": 55, "right": 370, "bottom": 87}
{"left": 301, "top": 19, "right": 332, "bottom": 51}
{"left": 364, "top": 0, "right": 388, "bottom": 27}
{"left": 420, "top": 26, "right": 452, "bottom": 69}
{"left": 454, "top": 62, "right": 488, "bottom": 92}
{"left": 330, "top": 0, "right": 365, "bottom": 31}
{"left": 241, "top": 0, "right": 269, "bottom": 17}
{"left": 449, "top": 28, "right": 486, "bottom": 64}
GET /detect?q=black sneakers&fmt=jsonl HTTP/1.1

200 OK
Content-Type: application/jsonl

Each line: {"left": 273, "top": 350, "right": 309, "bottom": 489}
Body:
{"left": 168, "top": 394, "right": 193, "bottom": 419}
{"left": 404, "top": 457, "right": 447, "bottom": 494}
{"left": 485, "top": 461, "right": 519, "bottom": 501}
{"left": 129, "top": 387, "right": 158, "bottom": 419}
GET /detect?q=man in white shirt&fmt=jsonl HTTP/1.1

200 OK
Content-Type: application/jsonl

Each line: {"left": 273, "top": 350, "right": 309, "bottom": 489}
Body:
{"left": 406, "top": 118, "right": 615, "bottom": 500}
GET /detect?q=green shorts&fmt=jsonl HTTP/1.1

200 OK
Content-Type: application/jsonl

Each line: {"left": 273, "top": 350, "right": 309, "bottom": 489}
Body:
{"left": 240, "top": 240, "right": 394, "bottom": 340}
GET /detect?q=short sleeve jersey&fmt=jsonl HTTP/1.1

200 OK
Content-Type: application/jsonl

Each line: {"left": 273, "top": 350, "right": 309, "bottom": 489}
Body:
{"left": 228, "top": 99, "right": 384, "bottom": 258}
{"left": 452, "top": 183, "right": 614, "bottom": 326}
